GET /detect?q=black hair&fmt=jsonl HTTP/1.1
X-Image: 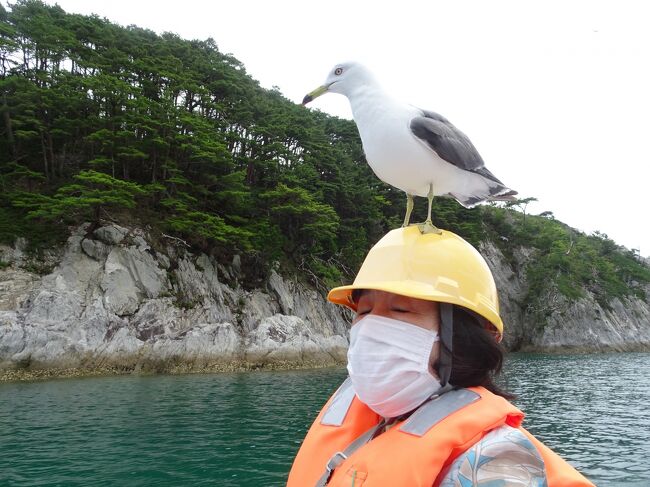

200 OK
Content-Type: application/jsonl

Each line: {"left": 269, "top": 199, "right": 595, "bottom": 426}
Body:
{"left": 445, "top": 306, "right": 514, "bottom": 400}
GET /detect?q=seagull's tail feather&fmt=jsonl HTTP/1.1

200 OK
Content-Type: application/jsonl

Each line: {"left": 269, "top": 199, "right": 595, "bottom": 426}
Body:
{"left": 446, "top": 166, "right": 518, "bottom": 207}
{"left": 487, "top": 189, "right": 518, "bottom": 202}
{"left": 448, "top": 187, "right": 518, "bottom": 208}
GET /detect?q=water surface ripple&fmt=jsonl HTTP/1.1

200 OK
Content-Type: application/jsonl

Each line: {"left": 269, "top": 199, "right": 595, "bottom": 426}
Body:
{"left": 502, "top": 353, "right": 650, "bottom": 486}
{"left": 1, "top": 353, "right": 648, "bottom": 486}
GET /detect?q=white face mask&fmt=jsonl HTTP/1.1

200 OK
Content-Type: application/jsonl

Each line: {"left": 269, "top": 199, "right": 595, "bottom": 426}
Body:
{"left": 347, "top": 315, "right": 441, "bottom": 418}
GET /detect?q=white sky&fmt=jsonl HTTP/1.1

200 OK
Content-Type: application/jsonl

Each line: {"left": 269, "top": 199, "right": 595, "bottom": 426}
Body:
{"left": 38, "top": 0, "right": 650, "bottom": 256}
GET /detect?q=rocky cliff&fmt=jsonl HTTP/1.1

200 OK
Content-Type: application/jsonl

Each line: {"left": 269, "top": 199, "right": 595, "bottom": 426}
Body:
{"left": 0, "top": 223, "right": 348, "bottom": 377}
{"left": 481, "top": 242, "right": 650, "bottom": 352}
{"left": 1, "top": 223, "right": 649, "bottom": 378}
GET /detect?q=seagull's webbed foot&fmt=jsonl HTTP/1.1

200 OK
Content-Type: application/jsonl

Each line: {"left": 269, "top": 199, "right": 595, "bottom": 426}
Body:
{"left": 417, "top": 183, "right": 442, "bottom": 234}
{"left": 418, "top": 219, "right": 442, "bottom": 234}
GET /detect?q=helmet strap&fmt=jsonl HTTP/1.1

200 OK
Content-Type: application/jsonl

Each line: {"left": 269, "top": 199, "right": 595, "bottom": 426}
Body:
{"left": 438, "top": 303, "right": 454, "bottom": 390}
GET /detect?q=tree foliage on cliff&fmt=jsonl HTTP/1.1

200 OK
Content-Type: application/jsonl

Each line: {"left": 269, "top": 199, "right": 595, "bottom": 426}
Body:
{"left": 1, "top": 0, "right": 648, "bottom": 307}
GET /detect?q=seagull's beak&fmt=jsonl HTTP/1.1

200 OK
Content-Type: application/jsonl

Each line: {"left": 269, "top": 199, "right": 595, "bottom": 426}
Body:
{"left": 302, "top": 84, "right": 329, "bottom": 105}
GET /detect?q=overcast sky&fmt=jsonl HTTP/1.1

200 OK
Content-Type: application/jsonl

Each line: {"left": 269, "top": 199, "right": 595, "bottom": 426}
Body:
{"left": 38, "top": 0, "right": 650, "bottom": 256}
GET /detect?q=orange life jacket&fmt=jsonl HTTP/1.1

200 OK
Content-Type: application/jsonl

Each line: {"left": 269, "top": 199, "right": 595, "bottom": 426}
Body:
{"left": 287, "top": 381, "right": 594, "bottom": 487}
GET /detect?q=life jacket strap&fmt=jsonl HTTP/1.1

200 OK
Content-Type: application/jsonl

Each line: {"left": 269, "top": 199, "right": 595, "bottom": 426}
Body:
{"left": 315, "top": 419, "right": 387, "bottom": 487}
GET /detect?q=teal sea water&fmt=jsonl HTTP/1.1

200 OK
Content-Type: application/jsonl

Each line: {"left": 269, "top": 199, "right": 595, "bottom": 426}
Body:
{"left": 1, "top": 353, "right": 649, "bottom": 486}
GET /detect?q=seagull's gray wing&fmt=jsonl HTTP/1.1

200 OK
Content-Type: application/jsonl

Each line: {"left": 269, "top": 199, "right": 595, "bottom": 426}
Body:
{"left": 410, "top": 109, "right": 505, "bottom": 185}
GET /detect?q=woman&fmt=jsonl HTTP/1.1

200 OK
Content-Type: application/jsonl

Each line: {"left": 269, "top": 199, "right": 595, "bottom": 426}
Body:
{"left": 287, "top": 226, "right": 594, "bottom": 486}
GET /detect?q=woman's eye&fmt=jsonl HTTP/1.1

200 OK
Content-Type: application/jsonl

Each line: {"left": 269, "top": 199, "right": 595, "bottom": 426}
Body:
{"left": 392, "top": 308, "right": 410, "bottom": 313}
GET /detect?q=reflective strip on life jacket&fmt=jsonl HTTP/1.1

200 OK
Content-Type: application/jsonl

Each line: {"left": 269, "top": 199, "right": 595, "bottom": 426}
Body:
{"left": 400, "top": 388, "right": 480, "bottom": 436}
{"left": 321, "top": 378, "right": 356, "bottom": 426}
{"left": 320, "top": 381, "right": 481, "bottom": 436}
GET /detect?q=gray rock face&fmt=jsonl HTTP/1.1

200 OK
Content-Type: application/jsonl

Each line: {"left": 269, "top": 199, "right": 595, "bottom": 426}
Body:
{"left": 81, "top": 238, "right": 110, "bottom": 261}
{"left": 0, "top": 238, "right": 27, "bottom": 266}
{"left": 481, "top": 241, "right": 650, "bottom": 352}
{"left": 0, "top": 268, "right": 37, "bottom": 311}
{"left": 0, "top": 226, "right": 649, "bottom": 374}
{"left": 101, "top": 246, "right": 168, "bottom": 316}
{"left": 0, "top": 224, "right": 349, "bottom": 371}
{"left": 480, "top": 242, "right": 529, "bottom": 350}
{"left": 532, "top": 293, "right": 650, "bottom": 352}
{"left": 93, "top": 224, "right": 128, "bottom": 245}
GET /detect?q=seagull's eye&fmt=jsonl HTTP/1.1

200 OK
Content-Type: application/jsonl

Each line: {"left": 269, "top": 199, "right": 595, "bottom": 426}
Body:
{"left": 334, "top": 67, "right": 343, "bottom": 75}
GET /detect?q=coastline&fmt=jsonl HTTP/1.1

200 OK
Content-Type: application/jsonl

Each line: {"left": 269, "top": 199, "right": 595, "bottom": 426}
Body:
{"left": 0, "top": 358, "right": 347, "bottom": 383}
{"left": 6, "top": 347, "right": 650, "bottom": 383}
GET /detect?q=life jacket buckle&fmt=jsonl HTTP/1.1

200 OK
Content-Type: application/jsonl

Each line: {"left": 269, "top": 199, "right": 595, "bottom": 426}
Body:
{"left": 326, "top": 451, "right": 348, "bottom": 473}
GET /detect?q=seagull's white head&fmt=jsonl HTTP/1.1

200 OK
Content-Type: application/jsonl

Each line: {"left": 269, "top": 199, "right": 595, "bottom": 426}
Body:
{"left": 302, "top": 62, "right": 378, "bottom": 105}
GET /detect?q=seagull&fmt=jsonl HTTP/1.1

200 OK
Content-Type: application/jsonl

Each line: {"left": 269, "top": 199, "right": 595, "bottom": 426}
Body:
{"left": 302, "top": 62, "right": 516, "bottom": 233}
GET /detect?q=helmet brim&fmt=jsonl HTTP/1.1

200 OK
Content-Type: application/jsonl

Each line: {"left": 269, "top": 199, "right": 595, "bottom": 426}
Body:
{"left": 328, "top": 280, "right": 504, "bottom": 333}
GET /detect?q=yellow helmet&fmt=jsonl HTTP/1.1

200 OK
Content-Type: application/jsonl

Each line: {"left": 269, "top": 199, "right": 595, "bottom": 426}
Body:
{"left": 327, "top": 226, "right": 504, "bottom": 333}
